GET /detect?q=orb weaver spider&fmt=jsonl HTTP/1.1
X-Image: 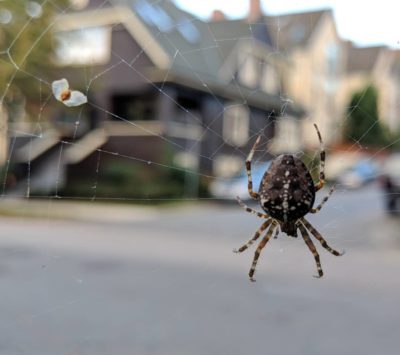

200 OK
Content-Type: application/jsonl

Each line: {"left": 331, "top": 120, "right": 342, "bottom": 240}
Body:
{"left": 234, "top": 124, "right": 344, "bottom": 281}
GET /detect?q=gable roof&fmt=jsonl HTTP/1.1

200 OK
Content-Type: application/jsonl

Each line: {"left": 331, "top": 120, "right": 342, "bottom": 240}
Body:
{"left": 264, "top": 9, "right": 331, "bottom": 50}
{"left": 56, "top": 0, "right": 304, "bottom": 116}
{"left": 345, "top": 43, "right": 387, "bottom": 73}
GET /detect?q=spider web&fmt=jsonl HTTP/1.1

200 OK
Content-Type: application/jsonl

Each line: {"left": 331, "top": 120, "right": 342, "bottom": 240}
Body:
{"left": 1, "top": 1, "right": 397, "bottom": 219}
{"left": 0, "top": 3, "right": 398, "bottom": 254}
{"left": 1, "top": 0, "right": 287, "bottom": 204}
{"left": 0, "top": 0, "right": 398, "bottom": 271}
{"left": 1, "top": 1, "right": 400, "bottom": 353}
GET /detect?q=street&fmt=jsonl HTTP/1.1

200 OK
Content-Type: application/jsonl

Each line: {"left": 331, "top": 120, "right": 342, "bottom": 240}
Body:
{"left": 1, "top": 184, "right": 400, "bottom": 355}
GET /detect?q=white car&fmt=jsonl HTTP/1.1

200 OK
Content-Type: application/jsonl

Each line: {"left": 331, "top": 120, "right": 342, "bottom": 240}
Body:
{"left": 210, "top": 162, "right": 271, "bottom": 200}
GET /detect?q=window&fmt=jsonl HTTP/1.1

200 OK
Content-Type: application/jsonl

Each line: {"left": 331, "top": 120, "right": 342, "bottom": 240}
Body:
{"left": 223, "top": 104, "right": 250, "bottom": 147}
{"left": 177, "top": 18, "right": 200, "bottom": 44}
{"left": 270, "top": 117, "right": 301, "bottom": 153}
{"left": 113, "top": 94, "right": 156, "bottom": 121}
{"left": 325, "top": 43, "right": 340, "bottom": 92}
{"left": 134, "top": 0, "right": 174, "bottom": 33}
{"left": 261, "top": 62, "right": 280, "bottom": 94}
{"left": 238, "top": 56, "right": 258, "bottom": 88}
{"left": 326, "top": 43, "right": 340, "bottom": 77}
{"left": 55, "top": 26, "right": 111, "bottom": 66}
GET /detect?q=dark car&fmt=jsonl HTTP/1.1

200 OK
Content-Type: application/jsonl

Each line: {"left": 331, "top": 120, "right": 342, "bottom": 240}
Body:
{"left": 380, "top": 153, "right": 400, "bottom": 214}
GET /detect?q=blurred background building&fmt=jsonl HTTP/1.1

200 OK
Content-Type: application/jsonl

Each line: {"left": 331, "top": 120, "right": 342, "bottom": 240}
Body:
{"left": 1, "top": 0, "right": 399, "bottom": 198}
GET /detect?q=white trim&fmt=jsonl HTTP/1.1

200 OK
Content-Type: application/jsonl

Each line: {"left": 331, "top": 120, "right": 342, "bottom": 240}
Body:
{"left": 103, "top": 121, "right": 203, "bottom": 140}
{"left": 15, "top": 130, "right": 60, "bottom": 163}
{"left": 64, "top": 128, "right": 107, "bottom": 164}
{"left": 54, "top": 7, "right": 123, "bottom": 30}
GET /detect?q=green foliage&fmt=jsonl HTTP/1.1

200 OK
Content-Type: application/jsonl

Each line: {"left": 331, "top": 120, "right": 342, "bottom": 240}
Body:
{"left": 0, "top": 0, "right": 68, "bottom": 118}
{"left": 343, "top": 85, "right": 389, "bottom": 147}
{"left": 62, "top": 160, "right": 209, "bottom": 201}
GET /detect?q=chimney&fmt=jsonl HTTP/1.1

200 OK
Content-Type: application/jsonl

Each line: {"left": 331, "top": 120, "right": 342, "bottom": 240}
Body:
{"left": 247, "top": 0, "right": 262, "bottom": 22}
{"left": 210, "top": 10, "right": 226, "bottom": 22}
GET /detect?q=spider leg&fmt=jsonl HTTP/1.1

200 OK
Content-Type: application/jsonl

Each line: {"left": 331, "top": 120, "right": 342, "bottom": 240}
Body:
{"left": 313, "top": 123, "right": 325, "bottom": 191}
{"left": 301, "top": 218, "right": 345, "bottom": 256}
{"left": 249, "top": 221, "right": 277, "bottom": 282}
{"left": 236, "top": 196, "right": 270, "bottom": 219}
{"left": 273, "top": 225, "right": 280, "bottom": 239}
{"left": 310, "top": 185, "right": 335, "bottom": 213}
{"left": 233, "top": 219, "right": 272, "bottom": 253}
{"left": 246, "top": 135, "right": 262, "bottom": 200}
{"left": 297, "top": 222, "right": 323, "bottom": 278}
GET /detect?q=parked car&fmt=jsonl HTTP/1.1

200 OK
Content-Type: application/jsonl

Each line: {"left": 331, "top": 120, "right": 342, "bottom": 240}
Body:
{"left": 337, "top": 158, "right": 379, "bottom": 189}
{"left": 380, "top": 153, "right": 400, "bottom": 214}
{"left": 210, "top": 161, "right": 271, "bottom": 200}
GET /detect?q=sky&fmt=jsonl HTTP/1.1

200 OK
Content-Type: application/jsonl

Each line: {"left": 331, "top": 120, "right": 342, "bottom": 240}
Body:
{"left": 174, "top": 0, "right": 399, "bottom": 48}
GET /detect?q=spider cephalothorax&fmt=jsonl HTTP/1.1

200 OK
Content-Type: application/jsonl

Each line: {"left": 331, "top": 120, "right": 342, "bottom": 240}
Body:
{"left": 234, "top": 124, "right": 344, "bottom": 281}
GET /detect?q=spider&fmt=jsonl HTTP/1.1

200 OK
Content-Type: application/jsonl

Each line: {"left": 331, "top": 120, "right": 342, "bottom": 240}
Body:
{"left": 234, "top": 124, "right": 344, "bottom": 281}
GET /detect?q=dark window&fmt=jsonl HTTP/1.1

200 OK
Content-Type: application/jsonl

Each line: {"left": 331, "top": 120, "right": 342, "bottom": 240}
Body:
{"left": 112, "top": 94, "right": 156, "bottom": 121}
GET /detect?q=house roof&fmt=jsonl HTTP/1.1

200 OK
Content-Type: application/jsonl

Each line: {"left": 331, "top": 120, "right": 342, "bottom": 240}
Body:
{"left": 56, "top": 0, "right": 304, "bottom": 117}
{"left": 391, "top": 50, "right": 400, "bottom": 76}
{"left": 206, "top": 19, "right": 254, "bottom": 59}
{"left": 345, "top": 44, "right": 386, "bottom": 73}
{"left": 264, "top": 9, "right": 331, "bottom": 50}
{"left": 148, "top": 67, "right": 304, "bottom": 116}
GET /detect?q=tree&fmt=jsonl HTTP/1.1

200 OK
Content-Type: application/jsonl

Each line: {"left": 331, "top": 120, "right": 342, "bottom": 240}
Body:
{"left": 0, "top": 0, "right": 68, "bottom": 120}
{"left": 343, "top": 84, "right": 388, "bottom": 147}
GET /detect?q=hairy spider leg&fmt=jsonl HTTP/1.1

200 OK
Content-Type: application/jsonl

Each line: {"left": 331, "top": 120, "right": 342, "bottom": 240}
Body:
{"left": 236, "top": 196, "right": 269, "bottom": 219}
{"left": 234, "top": 219, "right": 273, "bottom": 253}
{"left": 249, "top": 221, "right": 277, "bottom": 282}
{"left": 246, "top": 135, "right": 262, "bottom": 200}
{"left": 301, "top": 218, "right": 345, "bottom": 256}
{"left": 313, "top": 123, "right": 326, "bottom": 191}
{"left": 310, "top": 185, "right": 335, "bottom": 213}
{"left": 298, "top": 222, "right": 323, "bottom": 278}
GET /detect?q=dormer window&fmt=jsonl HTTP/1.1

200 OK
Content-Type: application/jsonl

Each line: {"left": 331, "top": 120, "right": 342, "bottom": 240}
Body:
{"left": 134, "top": 0, "right": 174, "bottom": 33}
{"left": 223, "top": 104, "right": 250, "bottom": 147}
{"left": 238, "top": 56, "right": 258, "bottom": 88}
{"left": 261, "top": 62, "right": 279, "bottom": 94}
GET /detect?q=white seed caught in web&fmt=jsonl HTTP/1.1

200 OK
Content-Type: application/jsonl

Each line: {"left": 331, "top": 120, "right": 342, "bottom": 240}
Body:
{"left": 52, "top": 78, "right": 87, "bottom": 107}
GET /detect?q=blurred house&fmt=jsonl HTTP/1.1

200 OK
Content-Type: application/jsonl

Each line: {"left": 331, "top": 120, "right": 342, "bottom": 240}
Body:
{"left": 207, "top": 3, "right": 303, "bottom": 154}
{"left": 10, "top": 0, "right": 399, "bottom": 197}
{"left": 215, "top": 3, "right": 345, "bottom": 148}
{"left": 339, "top": 43, "right": 400, "bottom": 133}
{"left": 5, "top": 0, "right": 303, "bottom": 196}
{"left": 217, "top": 2, "right": 400, "bottom": 148}
{"left": 265, "top": 9, "right": 346, "bottom": 147}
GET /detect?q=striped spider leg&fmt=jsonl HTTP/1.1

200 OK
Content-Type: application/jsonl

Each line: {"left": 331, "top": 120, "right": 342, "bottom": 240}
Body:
{"left": 313, "top": 123, "right": 326, "bottom": 192}
{"left": 245, "top": 135, "right": 262, "bottom": 200}
{"left": 298, "top": 218, "right": 344, "bottom": 277}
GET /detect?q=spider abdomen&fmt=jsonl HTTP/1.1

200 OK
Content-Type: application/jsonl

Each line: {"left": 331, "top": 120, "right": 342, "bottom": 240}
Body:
{"left": 259, "top": 154, "right": 315, "bottom": 222}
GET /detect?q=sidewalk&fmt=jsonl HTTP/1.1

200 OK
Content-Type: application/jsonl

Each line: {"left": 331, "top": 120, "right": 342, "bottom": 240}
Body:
{"left": 0, "top": 198, "right": 160, "bottom": 223}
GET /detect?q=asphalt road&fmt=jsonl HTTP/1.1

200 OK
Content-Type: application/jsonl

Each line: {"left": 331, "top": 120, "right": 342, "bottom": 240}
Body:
{"left": 1, "top": 185, "right": 400, "bottom": 355}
